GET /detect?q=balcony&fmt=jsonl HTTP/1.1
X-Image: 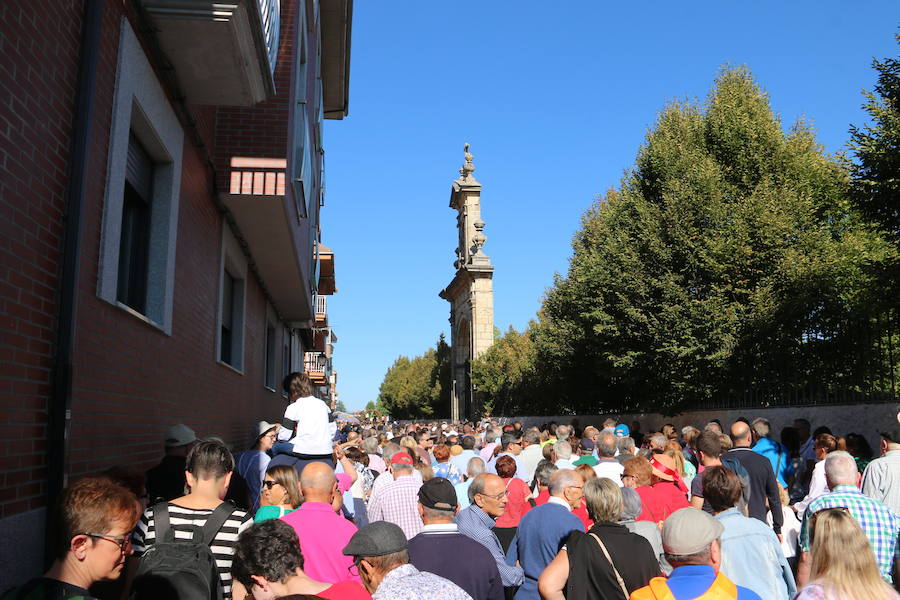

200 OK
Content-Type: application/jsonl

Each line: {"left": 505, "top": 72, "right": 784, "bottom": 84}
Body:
{"left": 139, "top": 0, "right": 280, "bottom": 106}
{"left": 314, "top": 295, "right": 327, "bottom": 327}
{"left": 317, "top": 244, "right": 337, "bottom": 295}
{"left": 304, "top": 351, "right": 329, "bottom": 385}
{"left": 222, "top": 157, "right": 313, "bottom": 321}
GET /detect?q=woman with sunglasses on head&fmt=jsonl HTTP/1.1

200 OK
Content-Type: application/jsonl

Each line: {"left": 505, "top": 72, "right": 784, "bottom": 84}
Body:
{"left": 795, "top": 507, "right": 898, "bottom": 600}
{"left": 1, "top": 476, "right": 141, "bottom": 600}
{"left": 255, "top": 464, "right": 303, "bottom": 522}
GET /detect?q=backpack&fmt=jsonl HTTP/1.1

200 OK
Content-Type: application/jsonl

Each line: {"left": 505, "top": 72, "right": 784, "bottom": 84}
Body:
{"left": 130, "top": 502, "right": 235, "bottom": 600}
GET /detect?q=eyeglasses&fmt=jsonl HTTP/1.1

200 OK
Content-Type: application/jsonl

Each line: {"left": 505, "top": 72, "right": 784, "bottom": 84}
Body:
{"left": 264, "top": 434, "right": 278, "bottom": 440}
{"left": 347, "top": 559, "right": 361, "bottom": 577}
{"left": 480, "top": 490, "right": 509, "bottom": 500}
{"left": 83, "top": 532, "right": 132, "bottom": 554}
{"left": 262, "top": 480, "right": 281, "bottom": 489}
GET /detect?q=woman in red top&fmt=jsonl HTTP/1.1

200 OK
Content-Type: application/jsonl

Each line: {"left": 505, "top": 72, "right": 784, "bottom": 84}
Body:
{"left": 625, "top": 455, "right": 689, "bottom": 525}
{"left": 572, "top": 463, "right": 597, "bottom": 530}
{"left": 493, "top": 455, "right": 533, "bottom": 553}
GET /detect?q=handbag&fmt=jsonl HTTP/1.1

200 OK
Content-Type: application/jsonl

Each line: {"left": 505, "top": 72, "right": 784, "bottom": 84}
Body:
{"left": 589, "top": 532, "right": 629, "bottom": 599}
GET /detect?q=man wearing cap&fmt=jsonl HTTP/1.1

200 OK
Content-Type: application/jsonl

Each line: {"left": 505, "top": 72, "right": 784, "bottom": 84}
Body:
{"left": 861, "top": 427, "right": 900, "bottom": 515}
{"left": 593, "top": 430, "right": 625, "bottom": 484}
{"left": 456, "top": 474, "right": 525, "bottom": 591}
{"left": 630, "top": 507, "right": 763, "bottom": 600}
{"left": 343, "top": 521, "right": 472, "bottom": 600}
{"left": 615, "top": 424, "right": 631, "bottom": 439}
{"left": 367, "top": 452, "right": 423, "bottom": 540}
{"left": 145, "top": 423, "right": 197, "bottom": 502}
{"left": 407, "top": 478, "right": 503, "bottom": 600}
{"left": 572, "top": 439, "right": 599, "bottom": 468}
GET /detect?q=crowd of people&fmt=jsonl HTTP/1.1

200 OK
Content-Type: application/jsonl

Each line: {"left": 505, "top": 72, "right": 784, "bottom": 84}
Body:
{"left": 5, "top": 371, "right": 900, "bottom": 600}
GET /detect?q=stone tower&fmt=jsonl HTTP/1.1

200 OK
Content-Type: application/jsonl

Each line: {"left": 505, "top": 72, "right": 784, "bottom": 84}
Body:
{"left": 439, "top": 144, "right": 495, "bottom": 421}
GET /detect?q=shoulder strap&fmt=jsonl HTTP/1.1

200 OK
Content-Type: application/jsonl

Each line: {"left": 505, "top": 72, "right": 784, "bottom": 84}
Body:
{"left": 200, "top": 502, "right": 236, "bottom": 546}
{"left": 588, "top": 532, "right": 629, "bottom": 599}
{"left": 153, "top": 502, "right": 172, "bottom": 543}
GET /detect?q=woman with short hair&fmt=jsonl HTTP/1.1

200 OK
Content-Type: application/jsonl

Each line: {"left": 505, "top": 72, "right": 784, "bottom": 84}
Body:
{"left": 493, "top": 454, "right": 533, "bottom": 553}
{"left": 795, "top": 507, "right": 898, "bottom": 600}
{"left": 431, "top": 444, "right": 462, "bottom": 485}
{"left": 538, "top": 478, "right": 661, "bottom": 600}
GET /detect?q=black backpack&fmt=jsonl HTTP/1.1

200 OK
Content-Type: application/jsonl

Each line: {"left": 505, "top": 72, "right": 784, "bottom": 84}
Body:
{"left": 130, "top": 502, "right": 235, "bottom": 600}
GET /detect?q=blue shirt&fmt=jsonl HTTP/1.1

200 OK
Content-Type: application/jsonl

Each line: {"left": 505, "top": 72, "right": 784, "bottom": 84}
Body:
{"left": 487, "top": 451, "right": 529, "bottom": 484}
{"left": 456, "top": 505, "right": 524, "bottom": 587}
{"left": 506, "top": 501, "right": 583, "bottom": 600}
{"left": 752, "top": 438, "right": 794, "bottom": 488}
{"left": 665, "top": 565, "right": 763, "bottom": 600}
{"left": 715, "top": 508, "right": 796, "bottom": 600}
{"left": 451, "top": 449, "right": 479, "bottom": 475}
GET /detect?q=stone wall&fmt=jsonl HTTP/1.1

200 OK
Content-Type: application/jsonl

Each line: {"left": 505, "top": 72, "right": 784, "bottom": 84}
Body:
{"left": 503, "top": 402, "right": 899, "bottom": 453}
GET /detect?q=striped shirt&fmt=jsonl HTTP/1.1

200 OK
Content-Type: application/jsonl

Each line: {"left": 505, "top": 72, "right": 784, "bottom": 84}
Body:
{"left": 132, "top": 502, "right": 253, "bottom": 599}
{"left": 799, "top": 484, "right": 900, "bottom": 582}
{"left": 367, "top": 475, "right": 423, "bottom": 540}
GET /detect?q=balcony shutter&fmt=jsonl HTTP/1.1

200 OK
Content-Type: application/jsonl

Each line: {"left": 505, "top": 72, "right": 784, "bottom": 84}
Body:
{"left": 126, "top": 133, "right": 153, "bottom": 200}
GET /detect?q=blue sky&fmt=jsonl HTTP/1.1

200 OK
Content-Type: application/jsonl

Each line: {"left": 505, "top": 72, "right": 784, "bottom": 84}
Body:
{"left": 323, "top": 2, "right": 899, "bottom": 411}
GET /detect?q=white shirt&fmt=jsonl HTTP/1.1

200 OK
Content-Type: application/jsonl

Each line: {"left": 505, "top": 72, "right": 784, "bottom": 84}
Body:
{"left": 593, "top": 458, "right": 625, "bottom": 486}
{"left": 554, "top": 458, "right": 575, "bottom": 470}
{"left": 278, "top": 395, "right": 335, "bottom": 455}
{"left": 547, "top": 495, "right": 572, "bottom": 511}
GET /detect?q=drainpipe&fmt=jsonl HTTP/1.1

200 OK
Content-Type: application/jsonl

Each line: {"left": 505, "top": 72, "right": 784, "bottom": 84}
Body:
{"left": 46, "top": 0, "right": 102, "bottom": 564}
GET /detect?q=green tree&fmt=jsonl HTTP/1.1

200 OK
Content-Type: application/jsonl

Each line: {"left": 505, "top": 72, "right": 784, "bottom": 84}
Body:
{"left": 376, "top": 349, "right": 441, "bottom": 420}
{"left": 471, "top": 323, "right": 542, "bottom": 415}
{"left": 536, "top": 67, "right": 890, "bottom": 414}
{"left": 334, "top": 399, "right": 347, "bottom": 413}
{"left": 850, "top": 34, "right": 900, "bottom": 293}
{"left": 433, "top": 333, "right": 452, "bottom": 418}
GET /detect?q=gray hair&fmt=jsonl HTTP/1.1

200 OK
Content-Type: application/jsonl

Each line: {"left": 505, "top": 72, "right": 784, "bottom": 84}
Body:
{"left": 649, "top": 434, "right": 667, "bottom": 450}
{"left": 620, "top": 486, "right": 642, "bottom": 521}
{"left": 617, "top": 437, "right": 635, "bottom": 454}
{"left": 548, "top": 468, "right": 581, "bottom": 497}
{"left": 382, "top": 442, "right": 402, "bottom": 463}
{"left": 597, "top": 432, "right": 617, "bottom": 458}
{"left": 664, "top": 546, "right": 713, "bottom": 567}
{"left": 485, "top": 430, "right": 498, "bottom": 444}
{"left": 556, "top": 425, "right": 571, "bottom": 440}
{"left": 523, "top": 430, "right": 541, "bottom": 445}
{"left": 824, "top": 450, "right": 858, "bottom": 486}
{"left": 534, "top": 461, "right": 558, "bottom": 487}
{"left": 751, "top": 418, "right": 770, "bottom": 439}
{"left": 468, "top": 473, "right": 489, "bottom": 504}
{"left": 392, "top": 464, "right": 414, "bottom": 475}
{"left": 584, "top": 477, "right": 622, "bottom": 523}
{"left": 466, "top": 456, "right": 486, "bottom": 478}
{"left": 553, "top": 440, "right": 572, "bottom": 460}
{"left": 362, "top": 437, "right": 380, "bottom": 454}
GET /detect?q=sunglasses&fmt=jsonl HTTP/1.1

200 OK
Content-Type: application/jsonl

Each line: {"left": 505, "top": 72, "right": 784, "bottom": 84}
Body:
{"left": 262, "top": 480, "right": 281, "bottom": 489}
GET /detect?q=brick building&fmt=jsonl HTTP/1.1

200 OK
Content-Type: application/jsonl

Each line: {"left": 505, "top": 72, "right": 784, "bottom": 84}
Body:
{"left": 0, "top": 0, "right": 351, "bottom": 584}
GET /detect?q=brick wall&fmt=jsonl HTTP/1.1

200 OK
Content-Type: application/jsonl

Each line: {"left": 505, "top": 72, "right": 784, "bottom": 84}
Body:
{"left": 0, "top": 0, "right": 83, "bottom": 520}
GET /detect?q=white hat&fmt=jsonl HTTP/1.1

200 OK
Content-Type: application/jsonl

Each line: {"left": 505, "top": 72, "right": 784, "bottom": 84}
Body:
{"left": 256, "top": 421, "right": 278, "bottom": 438}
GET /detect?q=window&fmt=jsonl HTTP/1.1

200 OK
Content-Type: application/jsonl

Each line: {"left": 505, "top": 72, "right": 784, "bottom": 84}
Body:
{"left": 98, "top": 20, "right": 183, "bottom": 333}
{"left": 282, "top": 329, "right": 292, "bottom": 397}
{"left": 217, "top": 226, "right": 246, "bottom": 371}
{"left": 264, "top": 309, "right": 277, "bottom": 390}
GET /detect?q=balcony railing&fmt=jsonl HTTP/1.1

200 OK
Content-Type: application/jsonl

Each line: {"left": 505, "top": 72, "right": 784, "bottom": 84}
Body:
{"left": 258, "top": 0, "right": 280, "bottom": 78}
{"left": 304, "top": 352, "right": 328, "bottom": 384}
{"left": 315, "top": 295, "right": 327, "bottom": 316}
{"left": 229, "top": 157, "right": 286, "bottom": 196}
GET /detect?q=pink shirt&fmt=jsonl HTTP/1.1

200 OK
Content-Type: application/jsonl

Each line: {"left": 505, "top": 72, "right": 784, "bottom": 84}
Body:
{"left": 480, "top": 442, "right": 498, "bottom": 462}
{"left": 281, "top": 502, "right": 360, "bottom": 584}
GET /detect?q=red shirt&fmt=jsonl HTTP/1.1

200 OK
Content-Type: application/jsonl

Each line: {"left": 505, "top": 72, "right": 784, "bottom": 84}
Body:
{"left": 495, "top": 477, "right": 532, "bottom": 527}
{"left": 573, "top": 498, "right": 593, "bottom": 530}
{"left": 635, "top": 482, "right": 689, "bottom": 523}
{"left": 319, "top": 581, "right": 372, "bottom": 600}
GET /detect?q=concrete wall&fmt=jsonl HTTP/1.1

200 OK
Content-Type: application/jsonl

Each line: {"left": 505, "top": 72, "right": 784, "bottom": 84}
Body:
{"left": 504, "top": 402, "right": 900, "bottom": 453}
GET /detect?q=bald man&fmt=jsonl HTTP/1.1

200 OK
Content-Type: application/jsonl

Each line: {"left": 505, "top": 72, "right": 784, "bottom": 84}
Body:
{"left": 282, "top": 462, "right": 361, "bottom": 584}
{"left": 726, "top": 421, "right": 783, "bottom": 537}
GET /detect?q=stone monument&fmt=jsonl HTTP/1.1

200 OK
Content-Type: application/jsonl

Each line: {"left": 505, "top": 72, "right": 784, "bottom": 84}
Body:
{"left": 439, "top": 144, "right": 495, "bottom": 421}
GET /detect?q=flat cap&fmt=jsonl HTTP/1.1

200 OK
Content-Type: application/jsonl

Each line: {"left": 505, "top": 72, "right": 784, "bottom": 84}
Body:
{"left": 880, "top": 428, "right": 900, "bottom": 444}
{"left": 661, "top": 507, "right": 724, "bottom": 556}
{"left": 342, "top": 521, "right": 407, "bottom": 557}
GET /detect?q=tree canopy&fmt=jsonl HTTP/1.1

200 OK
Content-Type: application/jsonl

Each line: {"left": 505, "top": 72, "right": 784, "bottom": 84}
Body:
{"left": 374, "top": 334, "right": 452, "bottom": 419}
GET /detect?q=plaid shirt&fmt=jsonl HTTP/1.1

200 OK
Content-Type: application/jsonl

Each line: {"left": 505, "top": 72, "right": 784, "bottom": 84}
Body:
{"left": 799, "top": 484, "right": 900, "bottom": 582}
{"left": 367, "top": 474, "right": 423, "bottom": 540}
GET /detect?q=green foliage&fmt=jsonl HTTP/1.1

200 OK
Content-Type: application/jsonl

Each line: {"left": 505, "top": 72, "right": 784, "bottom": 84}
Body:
{"left": 365, "top": 400, "right": 377, "bottom": 411}
{"left": 850, "top": 33, "right": 900, "bottom": 296}
{"left": 471, "top": 324, "right": 542, "bottom": 415}
{"left": 334, "top": 399, "right": 347, "bottom": 413}
{"left": 374, "top": 334, "right": 453, "bottom": 419}
{"left": 534, "top": 67, "right": 893, "bottom": 414}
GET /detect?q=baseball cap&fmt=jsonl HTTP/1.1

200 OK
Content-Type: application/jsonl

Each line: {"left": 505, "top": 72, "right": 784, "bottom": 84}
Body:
{"left": 614, "top": 424, "right": 630, "bottom": 438}
{"left": 418, "top": 477, "right": 458, "bottom": 511}
{"left": 343, "top": 521, "right": 408, "bottom": 557}
{"left": 164, "top": 424, "right": 197, "bottom": 447}
{"left": 580, "top": 438, "right": 595, "bottom": 452}
{"left": 662, "top": 508, "right": 724, "bottom": 555}
{"left": 880, "top": 428, "right": 900, "bottom": 444}
{"left": 391, "top": 452, "right": 414, "bottom": 466}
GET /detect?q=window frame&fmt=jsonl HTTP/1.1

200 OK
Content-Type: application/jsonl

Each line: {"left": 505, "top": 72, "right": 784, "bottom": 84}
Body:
{"left": 216, "top": 225, "right": 247, "bottom": 373}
